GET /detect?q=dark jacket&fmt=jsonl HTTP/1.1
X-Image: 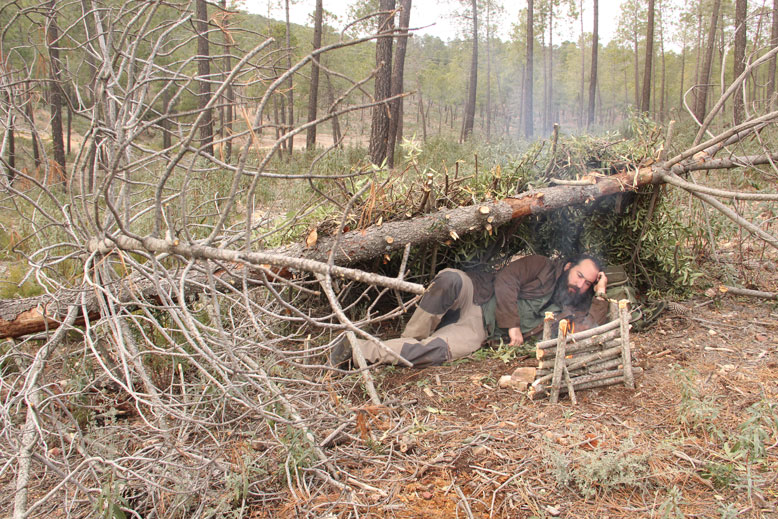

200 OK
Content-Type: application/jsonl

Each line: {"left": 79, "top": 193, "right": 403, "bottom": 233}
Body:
{"left": 467, "top": 255, "right": 609, "bottom": 336}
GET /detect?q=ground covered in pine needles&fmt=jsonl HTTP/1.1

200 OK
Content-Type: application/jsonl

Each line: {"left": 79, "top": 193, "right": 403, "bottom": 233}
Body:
{"left": 277, "top": 255, "right": 778, "bottom": 519}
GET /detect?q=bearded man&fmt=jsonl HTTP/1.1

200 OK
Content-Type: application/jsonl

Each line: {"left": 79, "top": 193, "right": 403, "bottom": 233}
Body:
{"left": 330, "top": 254, "right": 609, "bottom": 369}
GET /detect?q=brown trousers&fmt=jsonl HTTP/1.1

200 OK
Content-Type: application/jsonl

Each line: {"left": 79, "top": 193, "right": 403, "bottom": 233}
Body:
{"left": 354, "top": 269, "right": 487, "bottom": 367}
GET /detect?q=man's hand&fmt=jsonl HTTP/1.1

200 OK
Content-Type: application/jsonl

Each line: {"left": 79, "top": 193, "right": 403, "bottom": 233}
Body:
{"left": 594, "top": 271, "right": 608, "bottom": 294}
{"left": 508, "top": 327, "right": 524, "bottom": 346}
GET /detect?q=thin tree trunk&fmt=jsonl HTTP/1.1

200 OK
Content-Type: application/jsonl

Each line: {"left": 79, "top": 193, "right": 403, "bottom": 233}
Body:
{"left": 25, "top": 86, "right": 41, "bottom": 169}
{"left": 733, "top": 0, "right": 747, "bottom": 124}
{"left": 546, "top": 5, "right": 554, "bottom": 133}
{"left": 641, "top": 0, "right": 655, "bottom": 113}
{"left": 579, "top": 0, "right": 585, "bottom": 126}
{"left": 369, "top": 0, "right": 395, "bottom": 164}
{"left": 66, "top": 87, "right": 71, "bottom": 155}
{"left": 222, "top": 0, "right": 233, "bottom": 161}
{"left": 486, "top": 1, "right": 492, "bottom": 141}
{"left": 46, "top": 0, "right": 66, "bottom": 178}
{"left": 306, "top": 0, "right": 323, "bottom": 151}
{"left": 387, "top": 0, "right": 411, "bottom": 167}
{"left": 524, "top": 0, "right": 534, "bottom": 138}
{"left": 324, "top": 69, "right": 342, "bottom": 146}
{"left": 462, "top": 0, "right": 478, "bottom": 141}
{"left": 633, "top": 1, "right": 640, "bottom": 107}
{"left": 767, "top": 0, "right": 778, "bottom": 105}
{"left": 285, "top": 0, "right": 295, "bottom": 154}
{"left": 587, "top": 0, "right": 598, "bottom": 127}
{"left": 659, "top": 6, "right": 666, "bottom": 123}
{"left": 679, "top": 40, "right": 687, "bottom": 110}
{"left": 195, "top": 0, "right": 214, "bottom": 155}
{"left": 694, "top": 0, "right": 722, "bottom": 122}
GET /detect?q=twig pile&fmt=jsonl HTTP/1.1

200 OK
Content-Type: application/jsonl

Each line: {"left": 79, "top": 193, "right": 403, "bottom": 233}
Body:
{"left": 502, "top": 300, "right": 639, "bottom": 403}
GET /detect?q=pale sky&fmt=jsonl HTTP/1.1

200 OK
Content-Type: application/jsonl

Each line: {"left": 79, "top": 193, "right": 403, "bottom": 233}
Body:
{"left": 245, "top": 0, "right": 625, "bottom": 45}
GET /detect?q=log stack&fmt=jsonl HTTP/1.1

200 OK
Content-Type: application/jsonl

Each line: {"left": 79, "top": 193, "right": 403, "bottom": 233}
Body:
{"left": 500, "top": 300, "right": 640, "bottom": 403}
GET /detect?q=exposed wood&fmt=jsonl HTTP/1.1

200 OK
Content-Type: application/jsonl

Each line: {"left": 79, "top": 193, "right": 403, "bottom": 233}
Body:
{"left": 722, "top": 286, "right": 778, "bottom": 300}
{"left": 550, "top": 319, "right": 568, "bottom": 404}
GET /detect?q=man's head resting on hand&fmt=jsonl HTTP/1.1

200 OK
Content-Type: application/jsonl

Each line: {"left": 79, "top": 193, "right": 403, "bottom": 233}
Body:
{"left": 552, "top": 253, "right": 603, "bottom": 308}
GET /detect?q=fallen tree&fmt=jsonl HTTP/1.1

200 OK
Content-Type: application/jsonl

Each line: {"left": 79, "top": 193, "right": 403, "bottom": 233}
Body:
{"left": 1, "top": 2, "right": 777, "bottom": 517}
{"left": 0, "top": 166, "right": 658, "bottom": 339}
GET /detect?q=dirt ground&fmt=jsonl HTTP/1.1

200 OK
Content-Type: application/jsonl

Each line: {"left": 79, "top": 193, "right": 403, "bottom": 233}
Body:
{"left": 285, "top": 260, "right": 778, "bottom": 519}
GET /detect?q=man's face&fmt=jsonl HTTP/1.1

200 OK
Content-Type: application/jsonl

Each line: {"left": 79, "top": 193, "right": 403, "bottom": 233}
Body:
{"left": 565, "top": 259, "right": 600, "bottom": 295}
{"left": 552, "top": 258, "right": 600, "bottom": 308}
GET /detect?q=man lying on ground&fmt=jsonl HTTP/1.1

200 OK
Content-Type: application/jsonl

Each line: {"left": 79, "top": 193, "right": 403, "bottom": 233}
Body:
{"left": 330, "top": 253, "right": 609, "bottom": 369}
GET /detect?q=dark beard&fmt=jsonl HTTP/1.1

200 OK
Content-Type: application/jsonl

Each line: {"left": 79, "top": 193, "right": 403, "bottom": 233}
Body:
{"left": 551, "top": 273, "right": 592, "bottom": 310}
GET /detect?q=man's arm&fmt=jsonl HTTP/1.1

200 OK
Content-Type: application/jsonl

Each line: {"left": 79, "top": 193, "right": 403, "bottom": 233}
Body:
{"left": 494, "top": 255, "right": 555, "bottom": 335}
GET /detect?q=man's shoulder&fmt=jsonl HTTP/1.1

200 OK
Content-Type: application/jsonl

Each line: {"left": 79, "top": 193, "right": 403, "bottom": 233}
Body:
{"left": 508, "top": 254, "right": 556, "bottom": 269}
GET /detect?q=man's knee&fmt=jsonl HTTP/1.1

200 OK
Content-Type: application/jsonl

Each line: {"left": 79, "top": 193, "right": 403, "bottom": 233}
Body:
{"left": 419, "top": 271, "right": 463, "bottom": 315}
{"left": 399, "top": 337, "right": 450, "bottom": 368}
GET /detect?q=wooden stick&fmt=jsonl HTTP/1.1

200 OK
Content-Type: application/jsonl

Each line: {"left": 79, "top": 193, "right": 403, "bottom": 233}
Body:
{"left": 539, "top": 366, "right": 641, "bottom": 393}
{"left": 537, "top": 327, "right": 623, "bottom": 359}
{"left": 550, "top": 319, "right": 568, "bottom": 404}
{"left": 536, "top": 356, "right": 625, "bottom": 380}
{"left": 347, "top": 331, "right": 381, "bottom": 405}
{"left": 608, "top": 299, "right": 619, "bottom": 322}
{"left": 536, "top": 319, "right": 620, "bottom": 349}
{"left": 538, "top": 344, "right": 622, "bottom": 371}
{"left": 722, "top": 286, "right": 778, "bottom": 300}
{"left": 563, "top": 365, "right": 577, "bottom": 405}
{"left": 529, "top": 367, "right": 643, "bottom": 400}
{"left": 542, "top": 311, "right": 554, "bottom": 341}
{"left": 619, "top": 300, "right": 634, "bottom": 390}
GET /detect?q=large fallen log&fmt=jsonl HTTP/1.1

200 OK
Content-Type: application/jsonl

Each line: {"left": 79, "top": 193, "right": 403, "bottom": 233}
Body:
{"left": 0, "top": 165, "right": 662, "bottom": 340}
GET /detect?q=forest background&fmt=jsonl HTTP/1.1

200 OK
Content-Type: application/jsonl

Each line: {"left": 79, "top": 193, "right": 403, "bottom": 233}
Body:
{"left": 1, "top": 0, "right": 777, "bottom": 517}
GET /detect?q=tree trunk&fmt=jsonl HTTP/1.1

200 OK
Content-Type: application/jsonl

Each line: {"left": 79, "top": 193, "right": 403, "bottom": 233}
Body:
{"left": 195, "top": 0, "right": 214, "bottom": 155}
{"left": 369, "top": 0, "right": 395, "bottom": 164}
{"left": 306, "top": 0, "right": 323, "bottom": 151}
{"left": 285, "top": 0, "right": 295, "bottom": 154}
{"left": 486, "top": 2, "right": 492, "bottom": 141}
{"left": 633, "top": 2, "right": 640, "bottom": 107}
{"left": 659, "top": 5, "right": 666, "bottom": 123}
{"left": 640, "top": 0, "right": 655, "bottom": 113}
{"left": 579, "top": 0, "right": 585, "bottom": 126}
{"left": 222, "top": 0, "right": 233, "bottom": 162}
{"left": 46, "top": 0, "right": 66, "bottom": 178}
{"left": 462, "top": 0, "right": 478, "bottom": 141}
{"left": 733, "top": 0, "right": 747, "bottom": 124}
{"left": 420, "top": 91, "right": 428, "bottom": 141}
{"left": 767, "top": 0, "right": 778, "bottom": 105}
{"left": 587, "top": 0, "right": 598, "bottom": 127}
{"left": 693, "top": 0, "right": 721, "bottom": 122}
{"left": 161, "top": 87, "right": 172, "bottom": 152}
{"left": 387, "top": 0, "right": 412, "bottom": 167}
{"left": 324, "top": 69, "right": 342, "bottom": 146}
{"left": 66, "top": 86, "right": 72, "bottom": 156}
{"left": 25, "top": 86, "right": 41, "bottom": 169}
{"left": 679, "top": 40, "right": 687, "bottom": 110}
{"left": 546, "top": 5, "right": 554, "bottom": 134}
{"left": 524, "top": 0, "right": 534, "bottom": 138}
